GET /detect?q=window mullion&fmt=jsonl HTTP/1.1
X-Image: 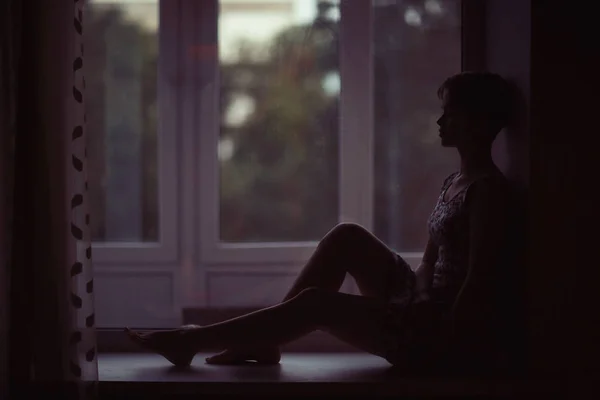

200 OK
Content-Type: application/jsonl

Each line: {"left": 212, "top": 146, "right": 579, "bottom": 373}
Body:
{"left": 339, "top": 0, "right": 374, "bottom": 230}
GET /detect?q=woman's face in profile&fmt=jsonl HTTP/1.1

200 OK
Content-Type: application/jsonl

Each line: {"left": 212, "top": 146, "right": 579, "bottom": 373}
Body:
{"left": 437, "top": 99, "right": 468, "bottom": 148}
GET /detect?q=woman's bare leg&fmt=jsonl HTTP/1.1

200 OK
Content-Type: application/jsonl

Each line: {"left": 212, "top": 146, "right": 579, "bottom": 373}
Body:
{"left": 206, "top": 223, "right": 403, "bottom": 364}
{"left": 127, "top": 287, "right": 393, "bottom": 367}
{"left": 283, "top": 223, "right": 402, "bottom": 301}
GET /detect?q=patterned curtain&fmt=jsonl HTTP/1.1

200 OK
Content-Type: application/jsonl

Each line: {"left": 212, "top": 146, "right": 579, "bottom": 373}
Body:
{"left": 6, "top": 0, "right": 98, "bottom": 397}
{"left": 69, "top": 0, "right": 99, "bottom": 393}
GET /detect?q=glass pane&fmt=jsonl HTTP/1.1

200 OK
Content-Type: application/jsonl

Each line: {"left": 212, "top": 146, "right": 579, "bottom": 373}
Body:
{"left": 86, "top": 0, "right": 159, "bottom": 242}
{"left": 219, "top": 0, "right": 340, "bottom": 243}
{"left": 372, "top": 0, "right": 461, "bottom": 252}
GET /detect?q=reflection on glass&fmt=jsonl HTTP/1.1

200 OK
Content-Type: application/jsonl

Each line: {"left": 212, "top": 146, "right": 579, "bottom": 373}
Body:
{"left": 373, "top": 0, "right": 461, "bottom": 252}
{"left": 219, "top": 0, "right": 340, "bottom": 243}
{"left": 86, "top": 0, "right": 159, "bottom": 242}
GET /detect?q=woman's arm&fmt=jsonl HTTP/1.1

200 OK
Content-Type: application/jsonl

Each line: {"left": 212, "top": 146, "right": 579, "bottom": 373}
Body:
{"left": 414, "top": 237, "right": 438, "bottom": 299}
{"left": 450, "top": 179, "right": 508, "bottom": 355}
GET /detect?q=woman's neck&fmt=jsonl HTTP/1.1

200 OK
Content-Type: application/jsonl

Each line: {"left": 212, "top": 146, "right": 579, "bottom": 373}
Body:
{"left": 458, "top": 147, "right": 497, "bottom": 176}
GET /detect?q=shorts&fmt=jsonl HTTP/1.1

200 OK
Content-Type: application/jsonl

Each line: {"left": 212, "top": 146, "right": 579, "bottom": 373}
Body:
{"left": 381, "top": 254, "right": 447, "bottom": 369}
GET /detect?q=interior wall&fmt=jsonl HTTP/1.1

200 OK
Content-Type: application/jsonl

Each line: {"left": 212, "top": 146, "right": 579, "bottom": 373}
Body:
{"left": 528, "top": 1, "right": 597, "bottom": 381}
{"left": 483, "top": 0, "right": 530, "bottom": 375}
{"left": 486, "top": 0, "right": 530, "bottom": 188}
{"left": 0, "top": 149, "right": 8, "bottom": 400}
{"left": 0, "top": 0, "right": 15, "bottom": 393}
{"left": 486, "top": 0, "right": 598, "bottom": 381}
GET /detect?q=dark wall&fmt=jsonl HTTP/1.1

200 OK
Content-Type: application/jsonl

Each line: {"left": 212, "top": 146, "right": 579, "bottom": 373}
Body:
{"left": 0, "top": 0, "right": 15, "bottom": 395}
{"left": 529, "top": 1, "right": 598, "bottom": 380}
{"left": 484, "top": 0, "right": 530, "bottom": 376}
{"left": 490, "top": 0, "right": 597, "bottom": 380}
{"left": 487, "top": 0, "right": 598, "bottom": 383}
{"left": 487, "top": 0, "right": 530, "bottom": 188}
{"left": 0, "top": 171, "right": 8, "bottom": 400}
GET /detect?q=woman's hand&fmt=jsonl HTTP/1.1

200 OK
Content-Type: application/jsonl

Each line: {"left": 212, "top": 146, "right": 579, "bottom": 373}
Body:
{"left": 414, "top": 237, "right": 438, "bottom": 299}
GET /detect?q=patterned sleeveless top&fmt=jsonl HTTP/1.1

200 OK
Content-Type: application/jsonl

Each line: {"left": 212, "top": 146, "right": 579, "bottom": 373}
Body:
{"left": 382, "top": 172, "right": 511, "bottom": 368}
{"left": 427, "top": 172, "right": 479, "bottom": 303}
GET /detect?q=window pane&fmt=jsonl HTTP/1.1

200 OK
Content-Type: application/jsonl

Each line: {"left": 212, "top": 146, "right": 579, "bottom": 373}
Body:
{"left": 86, "top": 0, "right": 159, "bottom": 242}
{"left": 372, "top": 0, "right": 461, "bottom": 252}
{"left": 218, "top": 0, "right": 340, "bottom": 243}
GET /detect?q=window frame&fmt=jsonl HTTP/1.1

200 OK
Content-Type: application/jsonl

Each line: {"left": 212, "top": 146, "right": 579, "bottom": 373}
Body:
{"left": 193, "top": 0, "right": 385, "bottom": 266}
{"left": 90, "top": 0, "right": 179, "bottom": 265}
{"left": 191, "top": 0, "right": 427, "bottom": 269}
{"left": 89, "top": 0, "right": 459, "bottom": 269}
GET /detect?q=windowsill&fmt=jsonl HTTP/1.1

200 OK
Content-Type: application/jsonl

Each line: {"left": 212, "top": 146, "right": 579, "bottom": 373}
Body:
{"left": 97, "top": 309, "right": 545, "bottom": 397}
{"left": 98, "top": 353, "right": 397, "bottom": 398}
{"left": 98, "top": 353, "right": 555, "bottom": 398}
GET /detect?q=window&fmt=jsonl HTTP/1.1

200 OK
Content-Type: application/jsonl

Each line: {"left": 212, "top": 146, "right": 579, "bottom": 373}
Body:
{"left": 86, "top": 0, "right": 178, "bottom": 265}
{"left": 218, "top": 1, "right": 340, "bottom": 245}
{"left": 371, "top": 0, "right": 460, "bottom": 252}
{"left": 197, "top": 0, "right": 342, "bottom": 265}
{"left": 88, "top": 0, "right": 461, "bottom": 329}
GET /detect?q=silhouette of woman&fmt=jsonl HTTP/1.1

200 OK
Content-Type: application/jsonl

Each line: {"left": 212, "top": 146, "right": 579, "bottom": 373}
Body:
{"left": 127, "top": 71, "right": 516, "bottom": 373}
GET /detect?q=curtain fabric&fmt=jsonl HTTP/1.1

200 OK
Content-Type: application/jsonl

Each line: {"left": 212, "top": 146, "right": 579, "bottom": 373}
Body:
{"left": 0, "top": 0, "right": 21, "bottom": 398}
{"left": 68, "top": 0, "right": 99, "bottom": 391}
{"left": 6, "top": 0, "right": 98, "bottom": 397}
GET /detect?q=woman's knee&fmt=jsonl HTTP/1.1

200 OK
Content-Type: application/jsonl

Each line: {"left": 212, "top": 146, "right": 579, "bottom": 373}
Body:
{"left": 324, "top": 223, "right": 369, "bottom": 245}
{"left": 314, "top": 223, "right": 370, "bottom": 265}
{"left": 322, "top": 223, "right": 390, "bottom": 267}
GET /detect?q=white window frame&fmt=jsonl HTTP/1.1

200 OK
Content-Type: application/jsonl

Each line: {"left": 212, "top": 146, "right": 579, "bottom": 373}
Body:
{"left": 191, "top": 0, "right": 426, "bottom": 267}
{"left": 91, "top": 0, "right": 179, "bottom": 265}
{"left": 90, "top": 0, "right": 426, "bottom": 268}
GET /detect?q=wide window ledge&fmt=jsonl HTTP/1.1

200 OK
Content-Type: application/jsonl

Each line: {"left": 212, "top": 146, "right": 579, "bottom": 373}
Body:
{"left": 98, "top": 353, "right": 556, "bottom": 398}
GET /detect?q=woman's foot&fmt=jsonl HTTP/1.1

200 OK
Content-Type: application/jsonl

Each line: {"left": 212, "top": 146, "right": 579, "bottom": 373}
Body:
{"left": 205, "top": 347, "right": 281, "bottom": 365}
{"left": 125, "top": 328, "right": 197, "bottom": 367}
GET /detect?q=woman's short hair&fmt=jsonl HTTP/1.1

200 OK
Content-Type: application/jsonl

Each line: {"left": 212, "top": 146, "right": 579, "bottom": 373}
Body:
{"left": 438, "top": 71, "right": 516, "bottom": 130}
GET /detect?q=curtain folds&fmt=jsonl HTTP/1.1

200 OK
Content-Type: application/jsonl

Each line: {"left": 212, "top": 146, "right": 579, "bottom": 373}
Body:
{"left": 0, "top": 0, "right": 21, "bottom": 398}
{"left": 5, "top": 0, "right": 98, "bottom": 397}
